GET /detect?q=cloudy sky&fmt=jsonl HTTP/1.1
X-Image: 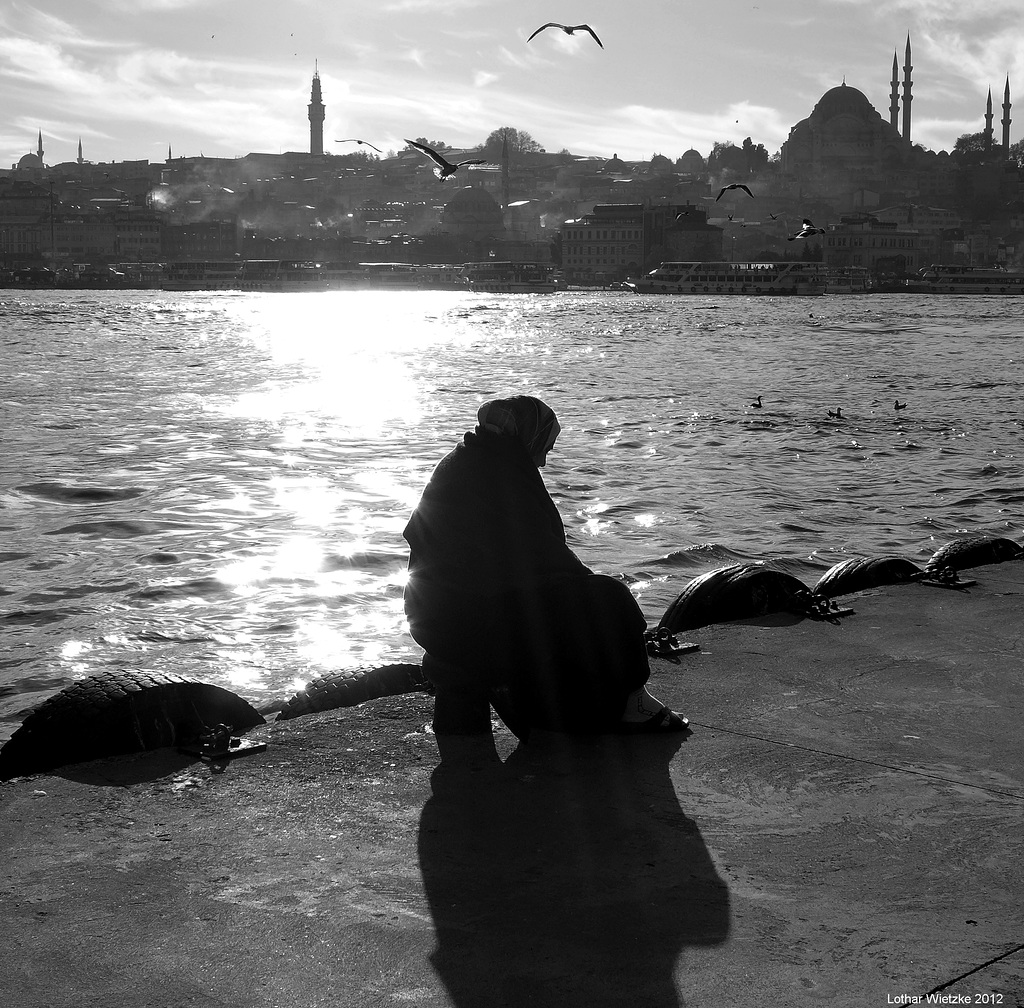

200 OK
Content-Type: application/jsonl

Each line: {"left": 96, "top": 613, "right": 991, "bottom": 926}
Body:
{"left": 2, "top": 0, "right": 1021, "bottom": 168}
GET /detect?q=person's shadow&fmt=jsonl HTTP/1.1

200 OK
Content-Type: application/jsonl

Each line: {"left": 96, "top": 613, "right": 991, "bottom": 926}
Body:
{"left": 418, "top": 732, "right": 730, "bottom": 1007}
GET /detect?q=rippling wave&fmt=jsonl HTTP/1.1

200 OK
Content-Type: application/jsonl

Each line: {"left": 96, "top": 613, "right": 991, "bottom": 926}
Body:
{"left": 1, "top": 289, "right": 1021, "bottom": 735}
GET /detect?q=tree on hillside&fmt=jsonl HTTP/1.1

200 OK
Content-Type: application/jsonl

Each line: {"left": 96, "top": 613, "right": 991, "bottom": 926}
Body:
{"left": 708, "top": 141, "right": 747, "bottom": 175}
{"left": 952, "top": 131, "right": 990, "bottom": 164}
{"left": 740, "top": 137, "right": 769, "bottom": 173}
{"left": 709, "top": 138, "right": 769, "bottom": 175}
{"left": 480, "top": 127, "right": 546, "bottom": 161}
{"left": 408, "top": 137, "right": 450, "bottom": 152}
{"left": 1009, "top": 139, "right": 1024, "bottom": 167}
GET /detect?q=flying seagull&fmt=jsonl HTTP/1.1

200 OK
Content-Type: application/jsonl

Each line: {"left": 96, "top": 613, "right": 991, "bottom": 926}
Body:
{"left": 336, "top": 139, "right": 383, "bottom": 153}
{"left": 527, "top": 23, "right": 604, "bottom": 48}
{"left": 404, "top": 139, "right": 486, "bottom": 180}
{"left": 715, "top": 183, "right": 753, "bottom": 201}
{"left": 787, "top": 218, "right": 826, "bottom": 241}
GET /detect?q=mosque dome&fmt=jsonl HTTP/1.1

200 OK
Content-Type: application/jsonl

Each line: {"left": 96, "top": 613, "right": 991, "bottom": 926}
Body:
{"left": 809, "top": 83, "right": 877, "bottom": 122}
{"left": 17, "top": 152, "right": 43, "bottom": 170}
{"left": 677, "top": 148, "right": 707, "bottom": 171}
{"left": 444, "top": 186, "right": 499, "bottom": 212}
{"left": 441, "top": 185, "right": 503, "bottom": 238}
{"left": 781, "top": 80, "right": 907, "bottom": 174}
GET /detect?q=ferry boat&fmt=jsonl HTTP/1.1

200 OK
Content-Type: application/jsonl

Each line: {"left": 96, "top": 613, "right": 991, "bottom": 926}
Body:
{"left": 324, "top": 262, "right": 466, "bottom": 290}
{"left": 628, "top": 261, "right": 827, "bottom": 296}
{"left": 0, "top": 266, "right": 58, "bottom": 288}
{"left": 161, "top": 260, "right": 330, "bottom": 292}
{"left": 825, "top": 266, "right": 873, "bottom": 294}
{"left": 461, "top": 261, "right": 557, "bottom": 293}
{"left": 904, "top": 264, "right": 1024, "bottom": 294}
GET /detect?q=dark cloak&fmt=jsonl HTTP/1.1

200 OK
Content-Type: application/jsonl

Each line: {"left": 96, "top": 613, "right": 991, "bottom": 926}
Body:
{"left": 403, "top": 429, "right": 650, "bottom": 730}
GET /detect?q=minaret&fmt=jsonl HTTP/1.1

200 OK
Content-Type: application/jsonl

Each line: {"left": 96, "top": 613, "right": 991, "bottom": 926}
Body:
{"left": 308, "top": 65, "right": 325, "bottom": 156}
{"left": 77, "top": 138, "right": 83, "bottom": 165}
{"left": 889, "top": 51, "right": 900, "bottom": 130}
{"left": 901, "top": 34, "right": 912, "bottom": 141}
{"left": 501, "top": 132, "right": 510, "bottom": 210}
{"left": 1002, "top": 76, "right": 1012, "bottom": 154}
{"left": 984, "top": 87, "right": 994, "bottom": 153}
{"left": 167, "top": 144, "right": 172, "bottom": 161}
{"left": 37, "top": 130, "right": 44, "bottom": 163}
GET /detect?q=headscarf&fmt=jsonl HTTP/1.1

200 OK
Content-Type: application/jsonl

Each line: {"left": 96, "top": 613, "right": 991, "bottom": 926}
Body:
{"left": 476, "top": 395, "right": 561, "bottom": 457}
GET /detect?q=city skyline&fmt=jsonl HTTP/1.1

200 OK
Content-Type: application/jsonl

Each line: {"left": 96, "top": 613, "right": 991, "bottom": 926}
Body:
{"left": 2, "top": 0, "right": 1022, "bottom": 168}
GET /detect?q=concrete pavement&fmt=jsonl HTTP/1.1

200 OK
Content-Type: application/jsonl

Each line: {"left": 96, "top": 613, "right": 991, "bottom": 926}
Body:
{"left": 2, "top": 567, "right": 1022, "bottom": 1007}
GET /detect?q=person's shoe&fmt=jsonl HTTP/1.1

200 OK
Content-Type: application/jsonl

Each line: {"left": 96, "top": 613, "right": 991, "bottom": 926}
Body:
{"left": 614, "top": 705, "right": 690, "bottom": 734}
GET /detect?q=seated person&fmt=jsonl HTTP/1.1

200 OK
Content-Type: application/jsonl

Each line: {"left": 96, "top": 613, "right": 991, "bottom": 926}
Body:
{"left": 403, "top": 395, "right": 688, "bottom": 738}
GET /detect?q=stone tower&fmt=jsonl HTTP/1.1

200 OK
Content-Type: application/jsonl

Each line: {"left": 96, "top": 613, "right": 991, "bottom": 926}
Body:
{"left": 308, "top": 67, "right": 325, "bottom": 156}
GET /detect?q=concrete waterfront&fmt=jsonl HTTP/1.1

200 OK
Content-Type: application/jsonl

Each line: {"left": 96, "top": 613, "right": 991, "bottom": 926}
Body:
{"left": 2, "top": 567, "right": 1023, "bottom": 1007}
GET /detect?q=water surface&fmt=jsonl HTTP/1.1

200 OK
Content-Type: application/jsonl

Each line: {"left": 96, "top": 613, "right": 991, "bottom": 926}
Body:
{"left": 1, "top": 289, "right": 1020, "bottom": 735}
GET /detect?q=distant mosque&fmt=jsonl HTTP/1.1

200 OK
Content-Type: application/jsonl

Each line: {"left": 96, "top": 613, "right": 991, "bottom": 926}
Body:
{"left": 780, "top": 35, "right": 1013, "bottom": 175}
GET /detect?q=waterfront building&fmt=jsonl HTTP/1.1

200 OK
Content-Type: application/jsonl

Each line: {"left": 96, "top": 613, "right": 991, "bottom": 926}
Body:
{"left": 161, "top": 218, "right": 240, "bottom": 260}
{"left": 822, "top": 214, "right": 921, "bottom": 274}
{"left": 0, "top": 219, "right": 43, "bottom": 264}
{"left": 51, "top": 215, "right": 118, "bottom": 263}
{"left": 659, "top": 204, "right": 724, "bottom": 261}
{"left": 560, "top": 204, "right": 645, "bottom": 283}
{"left": 112, "top": 207, "right": 163, "bottom": 261}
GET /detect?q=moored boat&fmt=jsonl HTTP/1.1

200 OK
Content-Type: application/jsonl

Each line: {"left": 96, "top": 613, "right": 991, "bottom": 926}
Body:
{"left": 161, "top": 259, "right": 331, "bottom": 292}
{"left": 825, "top": 267, "right": 874, "bottom": 294}
{"left": 0, "top": 266, "right": 58, "bottom": 288}
{"left": 628, "top": 261, "right": 827, "bottom": 295}
{"left": 323, "top": 262, "right": 466, "bottom": 290}
{"left": 462, "top": 261, "right": 557, "bottom": 293}
{"left": 904, "top": 264, "right": 1024, "bottom": 294}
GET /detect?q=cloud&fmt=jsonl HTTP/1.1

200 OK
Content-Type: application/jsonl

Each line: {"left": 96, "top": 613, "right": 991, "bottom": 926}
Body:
{"left": 377, "top": 0, "right": 490, "bottom": 11}
{"left": 99, "top": 0, "right": 228, "bottom": 9}
{"left": 495, "top": 44, "right": 544, "bottom": 71}
{"left": 0, "top": 22, "right": 311, "bottom": 162}
{"left": 473, "top": 70, "right": 499, "bottom": 87}
{"left": 397, "top": 47, "right": 429, "bottom": 69}
{"left": 826, "top": 0, "right": 1020, "bottom": 15}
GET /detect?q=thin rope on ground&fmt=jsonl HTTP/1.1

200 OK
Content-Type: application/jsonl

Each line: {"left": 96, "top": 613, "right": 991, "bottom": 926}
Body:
{"left": 690, "top": 721, "right": 1024, "bottom": 800}
{"left": 921, "top": 941, "right": 1024, "bottom": 997}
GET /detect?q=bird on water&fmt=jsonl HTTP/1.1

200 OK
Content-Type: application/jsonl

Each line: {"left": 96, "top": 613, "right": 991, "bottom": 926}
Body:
{"left": 894, "top": 399, "right": 908, "bottom": 411}
{"left": 527, "top": 23, "right": 604, "bottom": 47}
{"left": 750, "top": 395, "right": 763, "bottom": 409}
